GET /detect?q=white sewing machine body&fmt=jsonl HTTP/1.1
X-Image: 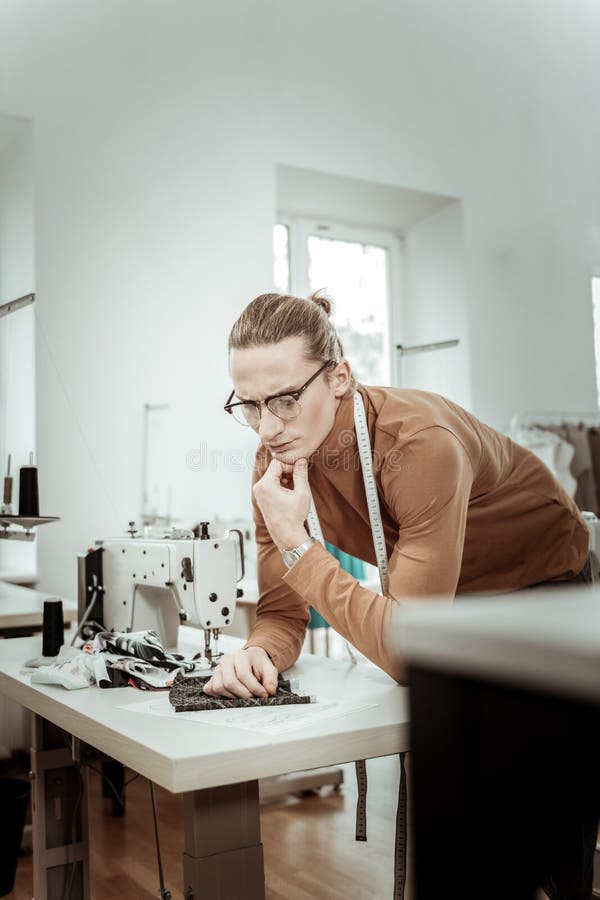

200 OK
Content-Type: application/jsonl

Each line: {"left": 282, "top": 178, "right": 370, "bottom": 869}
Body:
{"left": 78, "top": 525, "right": 243, "bottom": 659}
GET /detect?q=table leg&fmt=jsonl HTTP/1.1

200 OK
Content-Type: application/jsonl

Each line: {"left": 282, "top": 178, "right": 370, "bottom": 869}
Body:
{"left": 182, "top": 779, "right": 265, "bottom": 900}
{"left": 30, "top": 714, "right": 90, "bottom": 900}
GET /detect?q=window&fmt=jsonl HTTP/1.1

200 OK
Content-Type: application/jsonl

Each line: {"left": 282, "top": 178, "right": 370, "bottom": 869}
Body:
{"left": 274, "top": 218, "right": 402, "bottom": 386}
{"left": 273, "top": 224, "right": 290, "bottom": 294}
{"left": 593, "top": 277, "right": 600, "bottom": 407}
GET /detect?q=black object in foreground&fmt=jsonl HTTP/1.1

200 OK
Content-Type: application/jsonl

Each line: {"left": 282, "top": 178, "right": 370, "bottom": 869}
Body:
{"left": 0, "top": 777, "right": 31, "bottom": 896}
{"left": 169, "top": 672, "right": 312, "bottom": 712}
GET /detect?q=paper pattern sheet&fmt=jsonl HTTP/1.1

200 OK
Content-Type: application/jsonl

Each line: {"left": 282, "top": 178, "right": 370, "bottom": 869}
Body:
{"left": 119, "top": 694, "right": 376, "bottom": 735}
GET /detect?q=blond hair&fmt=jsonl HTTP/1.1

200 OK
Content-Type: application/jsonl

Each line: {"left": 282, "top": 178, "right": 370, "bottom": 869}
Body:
{"left": 229, "top": 292, "right": 353, "bottom": 386}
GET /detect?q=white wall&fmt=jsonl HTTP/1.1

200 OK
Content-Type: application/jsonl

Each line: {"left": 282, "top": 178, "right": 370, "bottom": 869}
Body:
{"left": 0, "top": 119, "right": 35, "bottom": 576}
{"left": 0, "top": 0, "right": 598, "bottom": 597}
{"left": 277, "top": 164, "right": 454, "bottom": 231}
{"left": 402, "top": 202, "right": 471, "bottom": 408}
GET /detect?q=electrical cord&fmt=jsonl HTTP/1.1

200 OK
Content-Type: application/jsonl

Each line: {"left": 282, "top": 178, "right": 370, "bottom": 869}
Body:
{"left": 60, "top": 730, "right": 171, "bottom": 899}
{"left": 69, "top": 587, "right": 99, "bottom": 647}
{"left": 150, "top": 782, "right": 172, "bottom": 900}
{"left": 87, "top": 762, "right": 170, "bottom": 898}
{"left": 58, "top": 729, "right": 139, "bottom": 900}
{"left": 58, "top": 731, "right": 174, "bottom": 899}
{"left": 60, "top": 763, "right": 83, "bottom": 900}
{"left": 61, "top": 729, "right": 140, "bottom": 806}
{"left": 59, "top": 733, "right": 85, "bottom": 900}
{"left": 82, "top": 759, "right": 139, "bottom": 808}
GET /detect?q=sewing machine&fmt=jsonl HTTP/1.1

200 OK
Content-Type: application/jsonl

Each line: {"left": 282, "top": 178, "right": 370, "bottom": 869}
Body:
{"left": 77, "top": 521, "right": 244, "bottom": 664}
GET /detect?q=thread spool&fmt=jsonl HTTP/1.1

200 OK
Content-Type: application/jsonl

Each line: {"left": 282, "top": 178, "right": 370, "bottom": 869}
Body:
{"left": 2, "top": 453, "right": 12, "bottom": 515}
{"left": 18, "top": 452, "right": 39, "bottom": 517}
{"left": 42, "top": 599, "right": 64, "bottom": 657}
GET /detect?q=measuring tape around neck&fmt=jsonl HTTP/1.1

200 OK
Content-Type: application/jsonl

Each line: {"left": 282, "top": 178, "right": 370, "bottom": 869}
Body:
{"left": 307, "top": 390, "right": 389, "bottom": 595}
{"left": 307, "top": 390, "right": 406, "bottom": 898}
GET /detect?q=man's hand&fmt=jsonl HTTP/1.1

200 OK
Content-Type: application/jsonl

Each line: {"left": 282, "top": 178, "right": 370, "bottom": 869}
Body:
{"left": 203, "top": 647, "right": 279, "bottom": 699}
{"left": 253, "top": 457, "right": 311, "bottom": 550}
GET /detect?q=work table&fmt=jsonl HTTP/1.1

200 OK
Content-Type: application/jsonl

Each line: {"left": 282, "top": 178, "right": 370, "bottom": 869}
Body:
{"left": 399, "top": 584, "right": 600, "bottom": 703}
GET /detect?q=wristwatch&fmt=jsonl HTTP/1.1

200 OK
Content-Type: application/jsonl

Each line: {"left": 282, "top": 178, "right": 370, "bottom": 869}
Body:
{"left": 281, "top": 537, "right": 317, "bottom": 569}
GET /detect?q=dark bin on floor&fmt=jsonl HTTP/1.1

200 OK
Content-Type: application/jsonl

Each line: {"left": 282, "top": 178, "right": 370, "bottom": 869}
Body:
{"left": 0, "top": 777, "right": 31, "bottom": 896}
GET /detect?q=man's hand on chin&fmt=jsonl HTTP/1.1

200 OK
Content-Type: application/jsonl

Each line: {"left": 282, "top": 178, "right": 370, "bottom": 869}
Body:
{"left": 253, "top": 457, "right": 311, "bottom": 550}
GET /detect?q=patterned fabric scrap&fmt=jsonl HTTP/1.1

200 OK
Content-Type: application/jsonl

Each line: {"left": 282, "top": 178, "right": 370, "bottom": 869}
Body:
{"left": 169, "top": 672, "right": 312, "bottom": 711}
{"left": 92, "top": 629, "right": 197, "bottom": 672}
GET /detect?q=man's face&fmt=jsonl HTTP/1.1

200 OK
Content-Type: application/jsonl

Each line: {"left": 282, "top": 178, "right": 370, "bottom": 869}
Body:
{"left": 229, "top": 336, "right": 350, "bottom": 464}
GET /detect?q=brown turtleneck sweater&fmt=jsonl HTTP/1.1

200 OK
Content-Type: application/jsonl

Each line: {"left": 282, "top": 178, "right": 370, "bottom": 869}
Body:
{"left": 243, "top": 385, "right": 589, "bottom": 682}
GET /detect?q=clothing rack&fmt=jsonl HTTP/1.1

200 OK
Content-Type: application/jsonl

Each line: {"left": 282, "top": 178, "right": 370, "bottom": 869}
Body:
{"left": 396, "top": 339, "right": 459, "bottom": 356}
{"left": 510, "top": 411, "right": 600, "bottom": 521}
{"left": 510, "top": 411, "right": 600, "bottom": 433}
{"left": 0, "top": 293, "right": 35, "bottom": 320}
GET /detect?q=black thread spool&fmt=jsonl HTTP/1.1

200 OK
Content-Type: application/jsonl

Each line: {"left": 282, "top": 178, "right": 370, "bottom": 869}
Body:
{"left": 42, "top": 599, "right": 64, "bottom": 657}
{"left": 18, "top": 454, "right": 39, "bottom": 517}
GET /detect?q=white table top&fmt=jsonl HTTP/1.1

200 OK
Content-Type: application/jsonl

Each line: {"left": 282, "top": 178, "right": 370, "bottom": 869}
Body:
{"left": 0, "top": 581, "right": 77, "bottom": 628}
{"left": 399, "top": 584, "right": 600, "bottom": 704}
{"left": 0, "top": 628, "right": 408, "bottom": 794}
{"left": 0, "top": 570, "right": 38, "bottom": 585}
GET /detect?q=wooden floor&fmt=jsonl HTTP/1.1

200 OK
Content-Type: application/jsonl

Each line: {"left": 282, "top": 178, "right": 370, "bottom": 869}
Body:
{"left": 8, "top": 754, "right": 401, "bottom": 899}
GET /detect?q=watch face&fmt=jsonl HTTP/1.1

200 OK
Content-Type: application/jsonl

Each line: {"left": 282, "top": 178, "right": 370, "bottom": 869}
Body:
{"left": 282, "top": 539, "right": 315, "bottom": 568}
{"left": 282, "top": 549, "right": 297, "bottom": 568}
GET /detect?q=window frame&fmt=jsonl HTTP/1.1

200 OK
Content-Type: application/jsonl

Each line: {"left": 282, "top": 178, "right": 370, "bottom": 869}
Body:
{"left": 592, "top": 276, "right": 600, "bottom": 408}
{"left": 277, "top": 214, "right": 404, "bottom": 386}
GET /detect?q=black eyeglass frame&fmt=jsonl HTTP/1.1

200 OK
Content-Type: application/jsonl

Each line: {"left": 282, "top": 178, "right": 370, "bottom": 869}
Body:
{"left": 224, "top": 359, "right": 337, "bottom": 425}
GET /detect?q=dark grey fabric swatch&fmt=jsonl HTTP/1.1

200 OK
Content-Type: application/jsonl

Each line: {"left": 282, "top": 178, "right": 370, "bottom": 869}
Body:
{"left": 169, "top": 672, "right": 312, "bottom": 712}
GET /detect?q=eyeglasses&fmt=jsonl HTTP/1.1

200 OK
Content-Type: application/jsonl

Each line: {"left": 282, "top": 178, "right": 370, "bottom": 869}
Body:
{"left": 224, "top": 359, "right": 336, "bottom": 428}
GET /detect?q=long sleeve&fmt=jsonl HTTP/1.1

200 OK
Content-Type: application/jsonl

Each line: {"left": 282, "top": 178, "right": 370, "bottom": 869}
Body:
{"left": 283, "top": 427, "right": 474, "bottom": 682}
{"left": 242, "top": 454, "right": 311, "bottom": 671}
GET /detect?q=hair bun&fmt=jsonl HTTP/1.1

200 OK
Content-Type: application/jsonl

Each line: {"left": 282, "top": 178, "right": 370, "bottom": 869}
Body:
{"left": 309, "top": 290, "right": 333, "bottom": 317}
